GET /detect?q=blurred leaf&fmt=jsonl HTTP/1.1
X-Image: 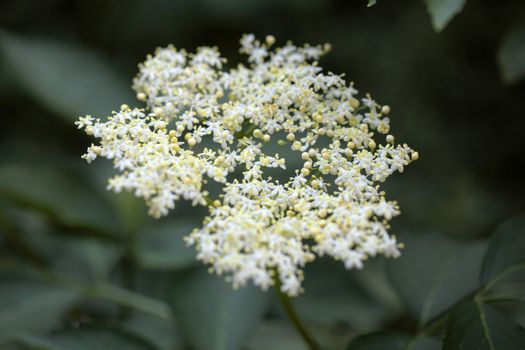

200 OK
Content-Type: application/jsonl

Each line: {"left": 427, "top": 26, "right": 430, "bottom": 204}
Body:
{"left": 9, "top": 212, "right": 122, "bottom": 281}
{"left": 0, "top": 31, "right": 133, "bottom": 122}
{"left": 168, "top": 267, "right": 270, "bottom": 350}
{"left": 500, "top": 299, "right": 525, "bottom": 329}
{"left": 248, "top": 321, "right": 305, "bottom": 350}
{"left": 15, "top": 326, "right": 158, "bottom": 350}
{"left": 86, "top": 162, "right": 152, "bottom": 233}
{"left": 122, "top": 312, "right": 180, "bottom": 350}
{"left": 346, "top": 332, "right": 440, "bottom": 350}
{"left": 0, "top": 61, "right": 11, "bottom": 95}
{"left": 350, "top": 258, "right": 404, "bottom": 316}
{"left": 388, "top": 232, "right": 486, "bottom": 325}
{"left": 295, "top": 258, "right": 398, "bottom": 331}
{"left": 55, "top": 275, "right": 172, "bottom": 320}
{"left": 52, "top": 237, "right": 123, "bottom": 282}
{"left": 109, "top": 192, "right": 151, "bottom": 232}
{"left": 0, "top": 260, "right": 172, "bottom": 321}
{"left": 0, "top": 163, "right": 119, "bottom": 234}
{"left": 498, "top": 25, "right": 525, "bottom": 84}
{"left": 443, "top": 299, "right": 525, "bottom": 349}
{"left": 423, "top": 0, "right": 467, "bottom": 32}
{"left": 367, "top": 0, "right": 377, "bottom": 7}
{"left": 134, "top": 219, "right": 197, "bottom": 270}
{"left": 481, "top": 214, "right": 525, "bottom": 289}
{"left": 251, "top": 318, "right": 370, "bottom": 350}
{"left": 0, "top": 279, "right": 79, "bottom": 343}
{"left": 132, "top": 270, "right": 173, "bottom": 302}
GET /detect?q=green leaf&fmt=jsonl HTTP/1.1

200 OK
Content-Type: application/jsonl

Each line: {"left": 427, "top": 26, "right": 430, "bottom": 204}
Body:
{"left": 387, "top": 232, "right": 486, "bottom": 325}
{"left": 167, "top": 267, "right": 270, "bottom": 350}
{"left": 498, "top": 25, "right": 525, "bottom": 84}
{"left": 443, "top": 299, "right": 525, "bottom": 349}
{"left": 248, "top": 321, "right": 306, "bottom": 350}
{"left": 10, "top": 213, "right": 122, "bottom": 281}
{"left": 423, "top": 0, "right": 467, "bottom": 32}
{"left": 134, "top": 219, "right": 197, "bottom": 270}
{"left": 0, "top": 31, "right": 133, "bottom": 121}
{"left": 51, "top": 237, "right": 123, "bottom": 282}
{"left": 346, "top": 332, "right": 440, "bottom": 350}
{"left": 15, "top": 326, "right": 158, "bottom": 350}
{"left": 0, "top": 258, "right": 172, "bottom": 321}
{"left": 481, "top": 214, "right": 525, "bottom": 289}
{"left": 86, "top": 162, "right": 152, "bottom": 233}
{"left": 0, "top": 163, "right": 119, "bottom": 234}
{"left": 295, "top": 258, "right": 399, "bottom": 331}
{"left": 0, "top": 279, "right": 79, "bottom": 343}
{"left": 121, "top": 312, "right": 180, "bottom": 350}
{"left": 55, "top": 275, "right": 172, "bottom": 320}
{"left": 500, "top": 299, "right": 525, "bottom": 329}
{"left": 367, "top": 0, "right": 377, "bottom": 7}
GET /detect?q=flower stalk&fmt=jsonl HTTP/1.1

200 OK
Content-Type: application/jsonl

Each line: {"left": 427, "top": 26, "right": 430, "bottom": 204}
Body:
{"left": 275, "top": 278, "right": 320, "bottom": 350}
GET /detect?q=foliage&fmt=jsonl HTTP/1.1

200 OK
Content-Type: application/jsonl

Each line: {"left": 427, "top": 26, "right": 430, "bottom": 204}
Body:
{"left": 1, "top": 0, "right": 524, "bottom": 349}
{"left": 422, "top": 0, "right": 468, "bottom": 32}
{"left": 368, "top": 0, "right": 468, "bottom": 32}
{"left": 0, "top": 31, "right": 133, "bottom": 122}
{"left": 498, "top": 25, "right": 525, "bottom": 84}
{"left": 349, "top": 215, "right": 525, "bottom": 349}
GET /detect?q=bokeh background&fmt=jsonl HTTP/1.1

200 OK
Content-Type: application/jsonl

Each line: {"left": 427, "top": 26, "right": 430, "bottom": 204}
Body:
{"left": 1, "top": 1, "right": 524, "bottom": 349}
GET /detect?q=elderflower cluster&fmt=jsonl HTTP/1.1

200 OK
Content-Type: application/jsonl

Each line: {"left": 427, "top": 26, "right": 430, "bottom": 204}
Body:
{"left": 76, "top": 34, "right": 418, "bottom": 296}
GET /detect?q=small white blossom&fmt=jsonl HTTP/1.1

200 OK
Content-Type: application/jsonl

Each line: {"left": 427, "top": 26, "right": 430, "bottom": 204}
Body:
{"left": 77, "top": 35, "right": 418, "bottom": 296}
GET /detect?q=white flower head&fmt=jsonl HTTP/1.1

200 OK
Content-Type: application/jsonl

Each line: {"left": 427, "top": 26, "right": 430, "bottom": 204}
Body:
{"left": 77, "top": 35, "right": 418, "bottom": 296}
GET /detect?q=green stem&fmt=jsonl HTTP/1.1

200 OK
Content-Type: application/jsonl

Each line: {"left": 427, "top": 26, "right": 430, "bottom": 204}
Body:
{"left": 481, "top": 293, "right": 525, "bottom": 303}
{"left": 274, "top": 279, "right": 321, "bottom": 350}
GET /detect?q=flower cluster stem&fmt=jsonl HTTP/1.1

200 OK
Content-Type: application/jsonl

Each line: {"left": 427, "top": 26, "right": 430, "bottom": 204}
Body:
{"left": 275, "top": 279, "right": 321, "bottom": 350}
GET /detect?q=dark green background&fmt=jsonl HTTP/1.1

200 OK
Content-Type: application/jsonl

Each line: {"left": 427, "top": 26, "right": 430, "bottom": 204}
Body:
{"left": 1, "top": 1, "right": 524, "bottom": 349}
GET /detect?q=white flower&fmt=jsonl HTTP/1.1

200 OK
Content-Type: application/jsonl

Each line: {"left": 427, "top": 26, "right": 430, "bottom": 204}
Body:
{"left": 77, "top": 35, "right": 418, "bottom": 296}
{"left": 75, "top": 115, "right": 94, "bottom": 129}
